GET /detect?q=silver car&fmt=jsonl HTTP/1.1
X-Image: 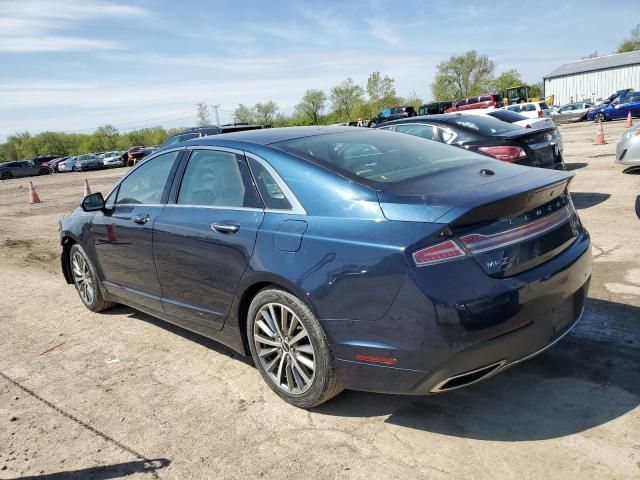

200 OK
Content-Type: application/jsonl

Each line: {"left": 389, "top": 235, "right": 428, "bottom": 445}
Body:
{"left": 550, "top": 102, "right": 593, "bottom": 123}
{"left": 0, "top": 160, "right": 50, "bottom": 180}
{"left": 616, "top": 125, "right": 640, "bottom": 169}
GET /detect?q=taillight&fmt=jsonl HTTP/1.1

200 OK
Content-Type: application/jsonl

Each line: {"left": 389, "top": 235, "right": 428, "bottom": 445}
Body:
{"left": 478, "top": 146, "right": 526, "bottom": 162}
{"left": 538, "top": 110, "right": 543, "bottom": 117}
{"left": 413, "top": 240, "right": 466, "bottom": 267}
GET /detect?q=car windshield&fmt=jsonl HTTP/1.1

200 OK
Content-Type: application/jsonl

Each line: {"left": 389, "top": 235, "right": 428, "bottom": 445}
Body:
{"left": 270, "top": 129, "right": 483, "bottom": 188}
{"left": 487, "top": 110, "right": 528, "bottom": 123}
{"left": 446, "top": 115, "right": 520, "bottom": 134}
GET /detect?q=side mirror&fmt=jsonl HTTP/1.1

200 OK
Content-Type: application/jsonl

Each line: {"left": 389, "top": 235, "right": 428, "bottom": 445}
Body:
{"left": 81, "top": 192, "right": 105, "bottom": 212}
{"left": 636, "top": 195, "right": 640, "bottom": 220}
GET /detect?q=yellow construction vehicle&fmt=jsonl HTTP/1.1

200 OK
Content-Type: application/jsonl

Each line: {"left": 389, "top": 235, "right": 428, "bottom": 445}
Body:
{"left": 505, "top": 85, "right": 554, "bottom": 106}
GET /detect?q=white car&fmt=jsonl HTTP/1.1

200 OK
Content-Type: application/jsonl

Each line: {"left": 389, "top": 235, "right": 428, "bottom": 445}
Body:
{"left": 461, "top": 107, "right": 556, "bottom": 129}
{"left": 505, "top": 101, "right": 551, "bottom": 119}
{"left": 102, "top": 151, "right": 124, "bottom": 168}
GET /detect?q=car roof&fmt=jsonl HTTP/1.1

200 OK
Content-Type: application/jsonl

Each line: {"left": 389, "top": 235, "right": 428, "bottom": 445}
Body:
{"left": 184, "top": 126, "right": 355, "bottom": 146}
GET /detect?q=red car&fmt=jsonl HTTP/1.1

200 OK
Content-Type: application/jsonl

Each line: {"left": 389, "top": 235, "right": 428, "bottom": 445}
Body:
{"left": 445, "top": 94, "right": 503, "bottom": 113}
{"left": 125, "top": 146, "right": 146, "bottom": 166}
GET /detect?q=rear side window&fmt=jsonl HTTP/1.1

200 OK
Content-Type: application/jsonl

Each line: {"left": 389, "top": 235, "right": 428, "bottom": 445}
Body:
{"left": 394, "top": 124, "right": 436, "bottom": 140}
{"left": 539, "top": 102, "right": 549, "bottom": 109}
{"left": 116, "top": 151, "right": 179, "bottom": 205}
{"left": 448, "top": 115, "right": 520, "bottom": 134}
{"left": 178, "top": 150, "right": 261, "bottom": 208}
{"left": 271, "top": 129, "right": 482, "bottom": 188}
{"left": 247, "top": 157, "right": 291, "bottom": 210}
{"left": 479, "top": 95, "right": 491, "bottom": 102}
{"left": 179, "top": 133, "right": 200, "bottom": 142}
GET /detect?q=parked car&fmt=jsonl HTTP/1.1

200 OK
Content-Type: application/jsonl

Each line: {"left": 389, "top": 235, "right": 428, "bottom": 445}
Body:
{"left": 505, "top": 101, "right": 551, "bottom": 119}
{"left": 74, "top": 154, "right": 103, "bottom": 172}
{"left": 159, "top": 124, "right": 264, "bottom": 149}
{"left": 444, "top": 94, "right": 504, "bottom": 113}
{"left": 550, "top": 102, "right": 593, "bottom": 123}
{"left": 593, "top": 88, "right": 634, "bottom": 107}
{"left": 57, "top": 156, "right": 79, "bottom": 172}
{"left": 368, "top": 106, "right": 417, "bottom": 127}
{"left": 125, "top": 146, "right": 147, "bottom": 166}
{"left": 378, "top": 114, "right": 564, "bottom": 169}
{"left": 418, "top": 101, "right": 453, "bottom": 115}
{"left": 461, "top": 109, "right": 563, "bottom": 152}
{"left": 103, "top": 151, "right": 124, "bottom": 168}
{"left": 46, "top": 156, "right": 68, "bottom": 173}
{"left": 615, "top": 125, "right": 640, "bottom": 170}
{"left": 587, "top": 92, "right": 640, "bottom": 122}
{"left": 60, "top": 127, "right": 591, "bottom": 408}
{"left": 0, "top": 160, "right": 51, "bottom": 180}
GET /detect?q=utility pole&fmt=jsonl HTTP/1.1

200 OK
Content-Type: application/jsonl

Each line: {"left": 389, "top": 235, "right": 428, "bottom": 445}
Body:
{"left": 212, "top": 104, "right": 220, "bottom": 125}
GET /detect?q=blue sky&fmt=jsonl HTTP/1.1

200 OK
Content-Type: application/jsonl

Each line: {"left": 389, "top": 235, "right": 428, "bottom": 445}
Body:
{"left": 0, "top": 0, "right": 637, "bottom": 140}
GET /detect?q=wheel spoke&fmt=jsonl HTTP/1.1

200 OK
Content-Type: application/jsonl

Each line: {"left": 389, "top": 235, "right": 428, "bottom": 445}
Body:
{"left": 254, "top": 334, "right": 280, "bottom": 347}
{"left": 289, "top": 329, "right": 308, "bottom": 346}
{"left": 287, "top": 315, "right": 298, "bottom": 337}
{"left": 296, "top": 344, "right": 314, "bottom": 355}
{"left": 258, "top": 347, "right": 278, "bottom": 358}
{"left": 268, "top": 304, "right": 283, "bottom": 337}
{"left": 276, "top": 355, "right": 286, "bottom": 385}
{"left": 261, "top": 310, "right": 277, "bottom": 335}
{"left": 256, "top": 319, "right": 275, "bottom": 338}
{"left": 294, "top": 352, "right": 315, "bottom": 371}
{"left": 285, "top": 363, "right": 295, "bottom": 391}
{"left": 291, "top": 359, "right": 310, "bottom": 386}
{"left": 280, "top": 305, "right": 288, "bottom": 336}
{"left": 264, "top": 352, "right": 281, "bottom": 372}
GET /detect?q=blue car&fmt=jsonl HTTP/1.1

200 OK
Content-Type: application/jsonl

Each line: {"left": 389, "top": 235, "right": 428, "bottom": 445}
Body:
{"left": 59, "top": 127, "right": 591, "bottom": 407}
{"left": 587, "top": 92, "right": 640, "bottom": 122}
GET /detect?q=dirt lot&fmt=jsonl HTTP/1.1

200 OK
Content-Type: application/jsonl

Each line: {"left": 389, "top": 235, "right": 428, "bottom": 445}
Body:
{"left": 1, "top": 121, "right": 639, "bottom": 479}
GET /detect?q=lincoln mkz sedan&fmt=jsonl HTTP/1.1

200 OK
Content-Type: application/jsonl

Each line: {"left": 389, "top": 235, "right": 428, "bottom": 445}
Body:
{"left": 59, "top": 127, "right": 591, "bottom": 408}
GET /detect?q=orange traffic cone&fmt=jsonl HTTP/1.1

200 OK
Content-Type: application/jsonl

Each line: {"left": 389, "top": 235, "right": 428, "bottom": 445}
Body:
{"left": 83, "top": 179, "right": 91, "bottom": 197}
{"left": 28, "top": 181, "right": 41, "bottom": 204}
{"left": 594, "top": 121, "right": 606, "bottom": 145}
{"left": 626, "top": 111, "right": 633, "bottom": 128}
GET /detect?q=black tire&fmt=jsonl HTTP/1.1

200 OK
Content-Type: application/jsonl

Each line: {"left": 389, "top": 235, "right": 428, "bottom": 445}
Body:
{"left": 39, "top": 168, "right": 50, "bottom": 175}
{"left": 1, "top": 171, "right": 12, "bottom": 180}
{"left": 247, "top": 288, "right": 342, "bottom": 408}
{"left": 594, "top": 113, "right": 606, "bottom": 123}
{"left": 69, "top": 244, "right": 115, "bottom": 312}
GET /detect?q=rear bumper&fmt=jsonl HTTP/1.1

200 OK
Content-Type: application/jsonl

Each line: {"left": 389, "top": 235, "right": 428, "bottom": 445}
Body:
{"left": 322, "top": 229, "right": 591, "bottom": 395}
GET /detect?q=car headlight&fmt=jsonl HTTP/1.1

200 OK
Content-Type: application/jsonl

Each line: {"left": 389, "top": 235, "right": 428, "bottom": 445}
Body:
{"left": 623, "top": 127, "right": 640, "bottom": 140}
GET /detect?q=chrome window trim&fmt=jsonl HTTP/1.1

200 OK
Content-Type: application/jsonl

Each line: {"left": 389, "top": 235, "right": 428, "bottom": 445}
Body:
{"left": 243, "top": 151, "right": 306, "bottom": 215}
{"left": 164, "top": 204, "right": 264, "bottom": 213}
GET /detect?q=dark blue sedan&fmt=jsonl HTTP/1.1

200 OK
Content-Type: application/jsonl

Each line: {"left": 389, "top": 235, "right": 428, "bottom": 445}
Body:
{"left": 587, "top": 92, "right": 640, "bottom": 122}
{"left": 59, "top": 127, "right": 591, "bottom": 407}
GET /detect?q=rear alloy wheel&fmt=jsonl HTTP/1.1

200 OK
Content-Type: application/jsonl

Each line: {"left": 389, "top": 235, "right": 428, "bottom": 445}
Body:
{"left": 247, "top": 288, "right": 342, "bottom": 408}
{"left": 70, "top": 244, "right": 115, "bottom": 312}
{"left": 1, "top": 171, "right": 12, "bottom": 180}
{"left": 594, "top": 113, "right": 606, "bottom": 122}
{"left": 39, "top": 168, "right": 50, "bottom": 175}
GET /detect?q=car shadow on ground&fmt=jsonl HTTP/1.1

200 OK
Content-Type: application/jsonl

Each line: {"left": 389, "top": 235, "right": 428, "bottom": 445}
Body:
{"left": 315, "top": 298, "right": 640, "bottom": 441}
{"left": 564, "top": 162, "right": 588, "bottom": 171}
{"left": 4, "top": 459, "right": 170, "bottom": 480}
{"left": 623, "top": 166, "right": 640, "bottom": 174}
{"left": 570, "top": 192, "right": 611, "bottom": 209}
{"left": 102, "top": 305, "right": 253, "bottom": 367}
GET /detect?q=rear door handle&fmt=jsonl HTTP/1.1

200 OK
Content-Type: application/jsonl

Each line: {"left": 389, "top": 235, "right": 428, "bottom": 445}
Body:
{"left": 132, "top": 214, "right": 149, "bottom": 225}
{"left": 211, "top": 222, "right": 240, "bottom": 234}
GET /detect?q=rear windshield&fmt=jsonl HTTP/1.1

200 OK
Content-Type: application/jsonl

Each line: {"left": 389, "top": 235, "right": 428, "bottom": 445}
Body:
{"left": 270, "top": 129, "right": 482, "bottom": 188}
{"left": 487, "top": 110, "right": 528, "bottom": 123}
{"left": 447, "top": 115, "right": 520, "bottom": 134}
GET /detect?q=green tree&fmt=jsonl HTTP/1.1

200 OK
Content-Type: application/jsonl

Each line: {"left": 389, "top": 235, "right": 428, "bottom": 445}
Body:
{"left": 400, "top": 90, "right": 423, "bottom": 109}
{"left": 254, "top": 101, "right": 278, "bottom": 126}
{"left": 617, "top": 24, "right": 640, "bottom": 53}
{"left": 528, "top": 82, "right": 544, "bottom": 99}
{"left": 431, "top": 50, "right": 495, "bottom": 100}
{"left": 491, "top": 69, "right": 523, "bottom": 96}
{"left": 295, "top": 89, "right": 327, "bottom": 125}
{"left": 330, "top": 78, "right": 365, "bottom": 121}
{"left": 234, "top": 104, "right": 256, "bottom": 124}
{"left": 366, "top": 72, "right": 397, "bottom": 110}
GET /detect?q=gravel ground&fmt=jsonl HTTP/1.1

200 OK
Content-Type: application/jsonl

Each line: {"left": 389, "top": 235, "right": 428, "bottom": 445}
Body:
{"left": 0, "top": 121, "right": 639, "bottom": 479}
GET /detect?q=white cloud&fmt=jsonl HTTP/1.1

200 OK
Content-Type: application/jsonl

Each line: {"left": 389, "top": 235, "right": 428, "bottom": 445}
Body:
{"left": 365, "top": 18, "right": 401, "bottom": 45}
{"left": 0, "top": 0, "right": 148, "bottom": 53}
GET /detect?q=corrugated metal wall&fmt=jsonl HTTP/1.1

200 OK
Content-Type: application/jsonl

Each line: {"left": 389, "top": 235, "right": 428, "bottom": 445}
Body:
{"left": 544, "top": 65, "right": 640, "bottom": 105}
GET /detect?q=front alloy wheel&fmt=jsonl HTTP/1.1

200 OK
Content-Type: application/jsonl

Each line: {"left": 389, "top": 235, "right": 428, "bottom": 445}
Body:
{"left": 69, "top": 244, "right": 115, "bottom": 312}
{"left": 247, "top": 288, "right": 342, "bottom": 408}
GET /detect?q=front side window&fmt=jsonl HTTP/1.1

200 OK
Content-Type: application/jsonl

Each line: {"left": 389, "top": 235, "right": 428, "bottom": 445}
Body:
{"left": 271, "top": 129, "right": 482, "bottom": 188}
{"left": 178, "top": 150, "right": 261, "bottom": 208}
{"left": 394, "top": 124, "right": 436, "bottom": 141}
{"left": 116, "top": 151, "right": 179, "bottom": 205}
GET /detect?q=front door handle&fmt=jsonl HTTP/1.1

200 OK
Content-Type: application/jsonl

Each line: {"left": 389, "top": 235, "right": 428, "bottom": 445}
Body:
{"left": 132, "top": 214, "right": 149, "bottom": 225}
{"left": 211, "top": 222, "right": 240, "bottom": 234}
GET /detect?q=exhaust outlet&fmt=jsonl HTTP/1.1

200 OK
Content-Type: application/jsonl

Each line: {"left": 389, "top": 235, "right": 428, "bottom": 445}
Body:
{"left": 431, "top": 360, "right": 506, "bottom": 393}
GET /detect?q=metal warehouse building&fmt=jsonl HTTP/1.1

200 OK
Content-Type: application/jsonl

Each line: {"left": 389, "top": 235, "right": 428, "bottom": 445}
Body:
{"left": 544, "top": 50, "right": 640, "bottom": 105}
